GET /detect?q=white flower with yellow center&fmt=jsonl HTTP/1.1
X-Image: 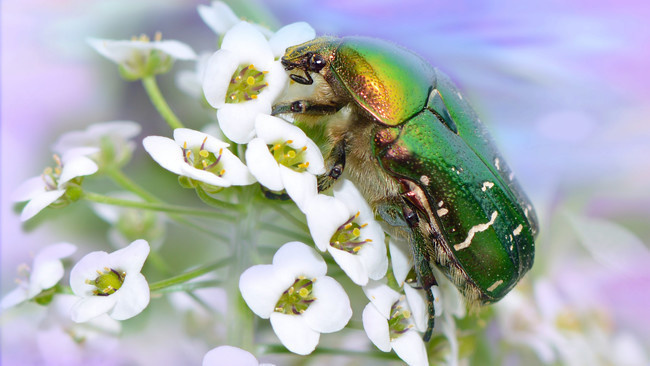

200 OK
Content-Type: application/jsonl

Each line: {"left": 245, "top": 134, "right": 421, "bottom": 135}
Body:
{"left": 69, "top": 239, "right": 150, "bottom": 322}
{"left": 88, "top": 33, "right": 196, "bottom": 80}
{"left": 13, "top": 148, "right": 99, "bottom": 221}
{"left": 143, "top": 128, "right": 254, "bottom": 192}
{"left": 1, "top": 243, "right": 77, "bottom": 309}
{"left": 245, "top": 114, "right": 324, "bottom": 210}
{"left": 239, "top": 241, "right": 352, "bottom": 355}
{"left": 362, "top": 280, "right": 429, "bottom": 366}
{"left": 202, "top": 21, "right": 291, "bottom": 143}
{"left": 304, "top": 180, "right": 387, "bottom": 286}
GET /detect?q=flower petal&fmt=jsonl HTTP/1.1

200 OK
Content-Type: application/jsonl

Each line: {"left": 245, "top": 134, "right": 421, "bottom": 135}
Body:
{"left": 217, "top": 102, "right": 270, "bottom": 144}
{"left": 142, "top": 136, "right": 185, "bottom": 175}
{"left": 179, "top": 164, "right": 232, "bottom": 187}
{"left": 198, "top": 1, "right": 240, "bottom": 35}
{"left": 58, "top": 156, "right": 98, "bottom": 184}
{"left": 269, "top": 312, "right": 320, "bottom": 355}
{"left": 358, "top": 239, "right": 388, "bottom": 281}
{"left": 203, "top": 49, "right": 239, "bottom": 109}
{"left": 1, "top": 287, "right": 29, "bottom": 309}
{"left": 391, "top": 330, "right": 429, "bottom": 366}
{"left": 245, "top": 138, "right": 283, "bottom": 191}
{"left": 220, "top": 149, "right": 256, "bottom": 186}
{"left": 202, "top": 345, "right": 260, "bottom": 366}
{"left": 362, "top": 280, "right": 401, "bottom": 319}
{"left": 71, "top": 295, "right": 117, "bottom": 323}
{"left": 304, "top": 194, "right": 349, "bottom": 252}
{"left": 173, "top": 128, "right": 229, "bottom": 151}
{"left": 106, "top": 239, "right": 150, "bottom": 273}
{"left": 29, "top": 243, "right": 77, "bottom": 297}
{"left": 301, "top": 276, "right": 352, "bottom": 333}
{"left": 239, "top": 264, "right": 293, "bottom": 318}
{"left": 13, "top": 176, "right": 46, "bottom": 202}
{"left": 279, "top": 166, "right": 317, "bottom": 212}
{"left": 328, "top": 247, "right": 368, "bottom": 286}
{"left": 20, "top": 189, "right": 65, "bottom": 221}
{"left": 108, "top": 273, "right": 150, "bottom": 320}
{"left": 269, "top": 22, "right": 316, "bottom": 58}
{"left": 404, "top": 285, "right": 428, "bottom": 333}
{"left": 153, "top": 40, "right": 197, "bottom": 60}
{"left": 389, "top": 237, "right": 412, "bottom": 287}
{"left": 362, "top": 302, "right": 391, "bottom": 352}
{"left": 221, "top": 22, "right": 273, "bottom": 68}
{"left": 272, "top": 241, "right": 327, "bottom": 279}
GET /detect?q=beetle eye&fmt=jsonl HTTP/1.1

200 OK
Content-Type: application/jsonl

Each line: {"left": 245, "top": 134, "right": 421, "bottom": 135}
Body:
{"left": 308, "top": 54, "right": 326, "bottom": 72}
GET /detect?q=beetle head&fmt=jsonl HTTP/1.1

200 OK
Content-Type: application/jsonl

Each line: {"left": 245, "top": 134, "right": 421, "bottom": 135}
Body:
{"left": 281, "top": 36, "right": 341, "bottom": 85}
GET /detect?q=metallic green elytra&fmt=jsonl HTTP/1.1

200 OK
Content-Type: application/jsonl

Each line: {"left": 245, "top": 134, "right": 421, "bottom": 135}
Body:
{"left": 274, "top": 36, "right": 538, "bottom": 340}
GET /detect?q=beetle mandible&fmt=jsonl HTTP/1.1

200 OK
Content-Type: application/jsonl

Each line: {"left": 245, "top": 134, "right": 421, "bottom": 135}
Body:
{"left": 272, "top": 36, "right": 538, "bottom": 341}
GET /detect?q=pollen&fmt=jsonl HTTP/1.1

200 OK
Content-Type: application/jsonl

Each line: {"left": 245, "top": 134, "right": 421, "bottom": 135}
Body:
{"left": 246, "top": 76, "right": 255, "bottom": 85}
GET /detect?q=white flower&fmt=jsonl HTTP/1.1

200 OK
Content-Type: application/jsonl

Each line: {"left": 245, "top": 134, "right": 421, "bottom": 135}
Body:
{"left": 88, "top": 34, "right": 196, "bottom": 80}
{"left": 304, "top": 180, "right": 387, "bottom": 286}
{"left": 52, "top": 121, "right": 141, "bottom": 168}
{"left": 267, "top": 21, "right": 316, "bottom": 59}
{"left": 69, "top": 239, "right": 150, "bottom": 322}
{"left": 1, "top": 243, "right": 77, "bottom": 309}
{"left": 245, "top": 114, "right": 324, "bottom": 209}
{"left": 143, "top": 128, "right": 255, "bottom": 191}
{"left": 362, "top": 281, "right": 429, "bottom": 366}
{"left": 239, "top": 241, "right": 352, "bottom": 355}
{"left": 202, "top": 21, "right": 288, "bottom": 143}
{"left": 202, "top": 345, "right": 275, "bottom": 366}
{"left": 91, "top": 191, "right": 166, "bottom": 249}
{"left": 13, "top": 148, "right": 99, "bottom": 221}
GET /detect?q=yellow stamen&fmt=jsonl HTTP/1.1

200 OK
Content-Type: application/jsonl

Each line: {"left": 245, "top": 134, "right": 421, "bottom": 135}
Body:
{"left": 286, "top": 140, "right": 294, "bottom": 144}
{"left": 251, "top": 94, "right": 258, "bottom": 99}
{"left": 353, "top": 246, "right": 361, "bottom": 253}
{"left": 154, "top": 31, "right": 162, "bottom": 41}
{"left": 219, "top": 169, "right": 226, "bottom": 176}
{"left": 199, "top": 150, "right": 209, "bottom": 158}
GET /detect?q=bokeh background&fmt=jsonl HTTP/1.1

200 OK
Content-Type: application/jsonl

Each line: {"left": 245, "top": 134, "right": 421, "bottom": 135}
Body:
{"left": 2, "top": 0, "right": 650, "bottom": 364}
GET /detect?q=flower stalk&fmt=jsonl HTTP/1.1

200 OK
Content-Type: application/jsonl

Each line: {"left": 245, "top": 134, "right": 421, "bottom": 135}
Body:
{"left": 141, "top": 75, "right": 184, "bottom": 130}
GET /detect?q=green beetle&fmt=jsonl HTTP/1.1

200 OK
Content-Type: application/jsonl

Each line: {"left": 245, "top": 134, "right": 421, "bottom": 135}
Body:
{"left": 273, "top": 36, "right": 538, "bottom": 340}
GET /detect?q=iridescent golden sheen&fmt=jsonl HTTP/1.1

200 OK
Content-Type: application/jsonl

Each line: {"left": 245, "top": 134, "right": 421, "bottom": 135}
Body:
{"left": 332, "top": 38, "right": 435, "bottom": 126}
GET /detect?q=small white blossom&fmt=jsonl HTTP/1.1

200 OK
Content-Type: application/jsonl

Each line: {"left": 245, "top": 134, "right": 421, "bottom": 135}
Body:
{"left": 246, "top": 114, "right": 324, "bottom": 209}
{"left": 88, "top": 34, "right": 197, "bottom": 80}
{"left": 91, "top": 191, "right": 166, "bottom": 249}
{"left": 176, "top": 52, "right": 213, "bottom": 99}
{"left": 198, "top": 1, "right": 242, "bottom": 36}
{"left": 362, "top": 281, "right": 429, "bottom": 366}
{"left": 267, "top": 22, "right": 316, "bottom": 59}
{"left": 53, "top": 121, "right": 141, "bottom": 168}
{"left": 13, "top": 148, "right": 99, "bottom": 221}
{"left": 203, "top": 345, "right": 275, "bottom": 366}
{"left": 239, "top": 241, "right": 352, "bottom": 355}
{"left": 143, "top": 128, "right": 255, "bottom": 191}
{"left": 304, "top": 180, "right": 387, "bottom": 286}
{"left": 202, "top": 21, "right": 287, "bottom": 143}
{"left": 1, "top": 243, "right": 77, "bottom": 309}
{"left": 69, "top": 239, "right": 150, "bottom": 322}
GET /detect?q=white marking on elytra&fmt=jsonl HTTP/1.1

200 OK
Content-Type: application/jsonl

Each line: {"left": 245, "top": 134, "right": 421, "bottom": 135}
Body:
{"left": 481, "top": 181, "right": 495, "bottom": 192}
{"left": 494, "top": 157, "right": 501, "bottom": 171}
{"left": 438, "top": 201, "right": 444, "bottom": 207}
{"left": 454, "top": 211, "right": 499, "bottom": 251}
{"left": 487, "top": 279, "right": 504, "bottom": 292}
{"left": 513, "top": 224, "right": 523, "bottom": 236}
{"left": 437, "top": 208, "right": 449, "bottom": 217}
{"left": 420, "top": 175, "right": 430, "bottom": 185}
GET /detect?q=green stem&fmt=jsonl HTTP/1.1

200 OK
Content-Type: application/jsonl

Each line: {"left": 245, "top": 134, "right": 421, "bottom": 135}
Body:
{"left": 105, "top": 168, "right": 158, "bottom": 202}
{"left": 150, "top": 280, "right": 222, "bottom": 294}
{"left": 195, "top": 185, "right": 243, "bottom": 211}
{"left": 82, "top": 192, "right": 234, "bottom": 220}
{"left": 259, "top": 222, "right": 313, "bottom": 243}
{"left": 142, "top": 75, "right": 184, "bottom": 130}
{"left": 148, "top": 257, "right": 231, "bottom": 292}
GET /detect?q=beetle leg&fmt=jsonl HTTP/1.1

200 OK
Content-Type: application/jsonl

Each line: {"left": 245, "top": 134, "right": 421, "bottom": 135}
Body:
{"left": 289, "top": 70, "right": 313, "bottom": 85}
{"left": 317, "top": 139, "right": 346, "bottom": 192}
{"left": 272, "top": 100, "right": 339, "bottom": 116}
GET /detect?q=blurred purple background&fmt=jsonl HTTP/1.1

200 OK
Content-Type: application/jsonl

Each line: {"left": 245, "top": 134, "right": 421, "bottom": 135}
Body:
{"left": 2, "top": 0, "right": 650, "bottom": 364}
